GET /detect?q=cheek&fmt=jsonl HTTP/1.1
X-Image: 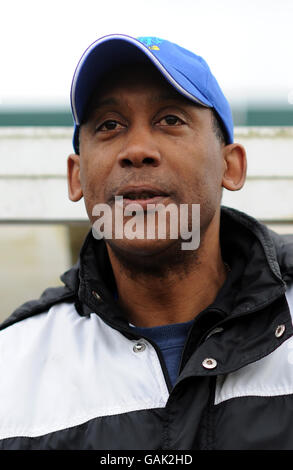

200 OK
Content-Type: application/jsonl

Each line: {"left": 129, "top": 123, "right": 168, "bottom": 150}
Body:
{"left": 169, "top": 139, "right": 204, "bottom": 180}
{"left": 172, "top": 140, "right": 223, "bottom": 203}
{"left": 200, "top": 151, "right": 224, "bottom": 210}
{"left": 80, "top": 155, "right": 110, "bottom": 209}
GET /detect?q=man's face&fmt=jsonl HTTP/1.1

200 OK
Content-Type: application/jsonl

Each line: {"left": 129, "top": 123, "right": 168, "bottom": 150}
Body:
{"left": 71, "top": 63, "right": 226, "bottom": 257}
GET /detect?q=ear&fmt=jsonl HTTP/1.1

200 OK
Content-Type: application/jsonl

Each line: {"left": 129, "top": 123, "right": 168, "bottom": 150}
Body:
{"left": 67, "top": 153, "right": 83, "bottom": 201}
{"left": 222, "top": 143, "right": 247, "bottom": 191}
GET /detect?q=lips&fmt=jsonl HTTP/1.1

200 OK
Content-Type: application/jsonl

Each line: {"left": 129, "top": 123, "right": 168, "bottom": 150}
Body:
{"left": 116, "top": 185, "right": 169, "bottom": 209}
{"left": 117, "top": 185, "right": 168, "bottom": 199}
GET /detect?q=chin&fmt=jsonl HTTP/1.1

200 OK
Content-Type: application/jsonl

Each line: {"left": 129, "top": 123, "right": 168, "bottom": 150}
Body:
{"left": 105, "top": 236, "right": 200, "bottom": 278}
{"left": 106, "top": 237, "right": 178, "bottom": 257}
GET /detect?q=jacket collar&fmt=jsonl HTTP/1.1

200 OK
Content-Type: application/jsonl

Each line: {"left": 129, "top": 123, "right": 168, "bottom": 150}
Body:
{"left": 61, "top": 206, "right": 293, "bottom": 327}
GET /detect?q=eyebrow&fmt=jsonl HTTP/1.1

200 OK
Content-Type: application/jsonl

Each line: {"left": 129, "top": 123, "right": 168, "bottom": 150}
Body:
{"left": 149, "top": 91, "right": 196, "bottom": 104}
{"left": 86, "top": 91, "right": 205, "bottom": 120}
{"left": 155, "top": 93, "right": 208, "bottom": 111}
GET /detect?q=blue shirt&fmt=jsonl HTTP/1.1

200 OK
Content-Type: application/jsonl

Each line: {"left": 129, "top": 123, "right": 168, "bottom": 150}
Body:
{"left": 130, "top": 319, "right": 194, "bottom": 387}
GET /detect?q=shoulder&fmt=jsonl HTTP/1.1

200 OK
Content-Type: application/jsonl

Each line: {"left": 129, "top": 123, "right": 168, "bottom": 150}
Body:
{"left": 0, "top": 301, "right": 85, "bottom": 348}
{"left": 0, "top": 285, "right": 75, "bottom": 332}
{"left": 268, "top": 229, "right": 293, "bottom": 282}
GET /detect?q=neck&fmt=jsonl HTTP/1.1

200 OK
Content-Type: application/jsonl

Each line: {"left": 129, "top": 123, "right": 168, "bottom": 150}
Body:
{"left": 106, "top": 215, "right": 227, "bottom": 327}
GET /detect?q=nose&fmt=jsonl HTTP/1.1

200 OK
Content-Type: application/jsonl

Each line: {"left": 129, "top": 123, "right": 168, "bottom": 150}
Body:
{"left": 117, "top": 126, "right": 162, "bottom": 168}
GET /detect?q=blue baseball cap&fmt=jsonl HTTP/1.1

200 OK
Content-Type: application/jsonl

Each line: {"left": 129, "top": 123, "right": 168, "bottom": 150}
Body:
{"left": 70, "top": 34, "right": 234, "bottom": 153}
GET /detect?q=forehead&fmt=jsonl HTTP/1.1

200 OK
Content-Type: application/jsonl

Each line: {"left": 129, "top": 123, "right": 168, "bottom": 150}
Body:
{"left": 83, "top": 62, "right": 203, "bottom": 120}
{"left": 100, "top": 62, "right": 176, "bottom": 93}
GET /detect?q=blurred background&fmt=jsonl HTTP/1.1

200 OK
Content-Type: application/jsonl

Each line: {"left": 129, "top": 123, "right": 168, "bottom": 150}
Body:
{"left": 1, "top": 0, "right": 293, "bottom": 321}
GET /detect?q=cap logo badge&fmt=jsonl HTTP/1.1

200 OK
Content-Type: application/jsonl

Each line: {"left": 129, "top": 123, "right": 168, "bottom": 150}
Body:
{"left": 137, "top": 36, "right": 163, "bottom": 51}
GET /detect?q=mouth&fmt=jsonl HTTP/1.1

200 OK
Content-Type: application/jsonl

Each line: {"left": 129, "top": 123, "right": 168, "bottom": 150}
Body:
{"left": 116, "top": 185, "right": 170, "bottom": 209}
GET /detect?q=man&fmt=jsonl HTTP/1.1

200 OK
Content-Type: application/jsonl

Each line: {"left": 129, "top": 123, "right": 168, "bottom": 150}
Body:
{"left": 0, "top": 34, "right": 293, "bottom": 450}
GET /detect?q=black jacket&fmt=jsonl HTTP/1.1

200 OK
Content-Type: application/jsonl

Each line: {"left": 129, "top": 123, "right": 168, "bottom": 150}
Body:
{"left": 1, "top": 206, "right": 293, "bottom": 450}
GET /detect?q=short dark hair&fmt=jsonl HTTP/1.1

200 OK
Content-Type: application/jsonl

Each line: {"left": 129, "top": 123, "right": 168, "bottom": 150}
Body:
{"left": 211, "top": 109, "right": 228, "bottom": 145}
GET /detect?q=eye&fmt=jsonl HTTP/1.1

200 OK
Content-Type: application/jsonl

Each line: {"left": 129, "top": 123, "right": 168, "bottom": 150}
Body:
{"left": 96, "top": 120, "right": 124, "bottom": 132}
{"left": 157, "top": 115, "right": 184, "bottom": 126}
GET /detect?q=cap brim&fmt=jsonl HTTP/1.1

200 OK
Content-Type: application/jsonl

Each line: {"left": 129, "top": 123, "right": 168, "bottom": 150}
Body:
{"left": 71, "top": 34, "right": 212, "bottom": 128}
